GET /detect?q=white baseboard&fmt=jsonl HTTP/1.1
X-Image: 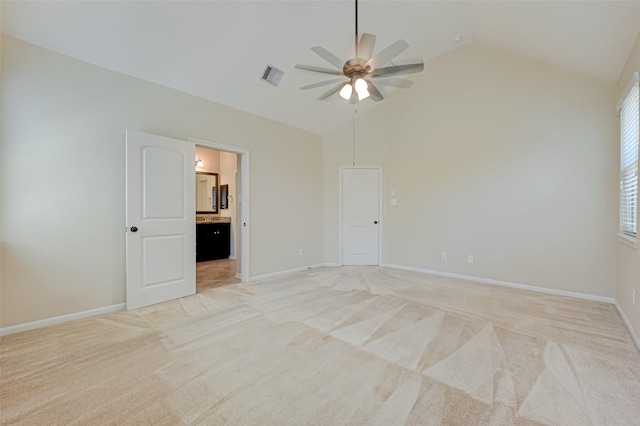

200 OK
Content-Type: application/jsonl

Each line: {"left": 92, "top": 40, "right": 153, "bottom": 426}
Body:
{"left": 250, "top": 263, "right": 326, "bottom": 282}
{"left": 381, "top": 263, "right": 616, "bottom": 304}
{"left": 323, "top": 262, "right": 341, "bottom": 267}
{"left": 0, "top": 262, "right": 326, "bottom": 336}
{"left": 3, "top": 265, "right": 625, "bottom": 341}
{"left": 0, "top": 303, "right": 126, "bottom": 337}
{"left": 615, "top": 302, "right": 640, "bottom": 352}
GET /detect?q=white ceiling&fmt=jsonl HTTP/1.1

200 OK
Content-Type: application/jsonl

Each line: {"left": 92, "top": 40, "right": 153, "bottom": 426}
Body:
{"left": 3, "top": 1, "right": 640, "bottom": 135}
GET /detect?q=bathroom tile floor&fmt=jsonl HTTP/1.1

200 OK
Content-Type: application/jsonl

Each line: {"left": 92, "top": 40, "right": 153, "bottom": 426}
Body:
{"left": 196, "top": 259, "right": 240, "bottom": 292}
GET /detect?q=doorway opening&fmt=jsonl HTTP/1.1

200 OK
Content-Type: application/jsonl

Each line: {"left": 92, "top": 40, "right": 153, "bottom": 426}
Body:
{"left": 191, "top": 139, "right": 250, "bottom": 291}
{"left": 196, "top": 259, "right": 240, "bottom": 292}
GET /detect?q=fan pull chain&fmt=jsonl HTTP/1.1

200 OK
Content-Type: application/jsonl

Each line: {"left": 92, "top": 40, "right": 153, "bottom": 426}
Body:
{"left": 352, "top": 106, "right": 357, "bottom": 166}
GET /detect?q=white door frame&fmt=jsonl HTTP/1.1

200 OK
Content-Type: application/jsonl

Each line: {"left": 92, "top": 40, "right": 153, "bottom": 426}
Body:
{"left": 190, "top": 138, "right": 250, "bottom": 282}
{"left": 339, "top": 165, "right": 383, "bottom": 266}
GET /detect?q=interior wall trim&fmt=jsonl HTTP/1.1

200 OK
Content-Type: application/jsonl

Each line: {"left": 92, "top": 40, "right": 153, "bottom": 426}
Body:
{"left": 0, "top": 303, "right": 126, "bottom": 337}
{"left": 250, "top": 263, "right": 326, "bottom": 282}
{"left": 0, "top": 263, "right": 325, "bottom": 337}
{"left": 2, "top": 266, "right": 627, "bottom": 342}
{"left": 381, "top": 263, "right": 616, "bottom": 304}
{"left": 615, "top": 302, "right": 640, "bottom": 352}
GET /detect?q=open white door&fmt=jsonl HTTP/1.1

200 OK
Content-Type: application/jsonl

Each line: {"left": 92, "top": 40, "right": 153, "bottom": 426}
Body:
{"left": 126, "top": 130, "right": 195, "bottom": 310}
{"left": 342, "top": 167, "right": 380, "bottom": 265}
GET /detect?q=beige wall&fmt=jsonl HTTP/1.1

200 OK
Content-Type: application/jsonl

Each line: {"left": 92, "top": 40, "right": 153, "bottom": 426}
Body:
{"left": 1, "top": 34, "right": 632, "bottom": 332}
{"left": 616, "top": 32, "right": 640, "bottom": 343}
{"left": 1, "top": 36, "right": 323, "bottom": 328}
{"left": 195, "top": 146, "right": 221, "bottom": 176}
{"left": 194, "top": 147, "right": 220, "bottom": 213}
{"left": 324, "top": 43, "right": 618, "bottom": 298}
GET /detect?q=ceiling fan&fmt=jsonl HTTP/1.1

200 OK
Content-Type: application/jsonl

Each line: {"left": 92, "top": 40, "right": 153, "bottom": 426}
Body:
{"left": 295, "top": 0, "right": 424, "bottom": 104}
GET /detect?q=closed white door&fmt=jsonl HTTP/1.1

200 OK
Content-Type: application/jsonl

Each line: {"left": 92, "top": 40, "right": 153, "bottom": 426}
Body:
{"left": 125, "top": 130, "right": 195, "bottom": 310}
{"left": 342, "top": 167, "right": 380, "bottom": 265}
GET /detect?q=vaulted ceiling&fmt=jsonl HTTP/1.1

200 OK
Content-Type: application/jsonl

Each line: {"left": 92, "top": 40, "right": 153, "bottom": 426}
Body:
{"left": 3, "top": 1, "right": 640, "bottom": 135}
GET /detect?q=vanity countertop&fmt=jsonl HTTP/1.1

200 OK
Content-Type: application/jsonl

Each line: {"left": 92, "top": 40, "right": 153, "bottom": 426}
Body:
{"left": 196, "top": 216, "right": 231, "bottom": 224}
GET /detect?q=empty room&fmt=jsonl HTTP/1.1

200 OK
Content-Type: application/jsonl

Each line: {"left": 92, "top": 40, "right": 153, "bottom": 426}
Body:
{"left": 1, "top": 1, "right": 639, "bottom": 424}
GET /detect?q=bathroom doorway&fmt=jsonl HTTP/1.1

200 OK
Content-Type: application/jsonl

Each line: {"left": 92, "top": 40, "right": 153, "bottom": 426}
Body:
{"left": 192, "top": 138, "right": 250, "bottom": 290}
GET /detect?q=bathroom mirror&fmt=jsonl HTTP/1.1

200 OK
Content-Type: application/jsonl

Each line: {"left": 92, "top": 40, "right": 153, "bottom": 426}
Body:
{"left": 196, "top": 172, "right": 218, "bottom": 214}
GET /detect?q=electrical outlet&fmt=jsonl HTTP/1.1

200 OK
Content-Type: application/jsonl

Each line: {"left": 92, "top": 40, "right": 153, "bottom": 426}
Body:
{"left": 441, "top": 252, "right": 447, "bottom": 261}
{"left": 467, "top": 255, "right": 474, "bottom": 264}
{"left": 298, "top": 248, "right": 303, "bottom": 256}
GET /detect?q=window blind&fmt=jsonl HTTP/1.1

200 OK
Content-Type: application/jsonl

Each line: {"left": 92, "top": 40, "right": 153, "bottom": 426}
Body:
{"left": 620, "top": 79, "right": 639, "bottom": 237}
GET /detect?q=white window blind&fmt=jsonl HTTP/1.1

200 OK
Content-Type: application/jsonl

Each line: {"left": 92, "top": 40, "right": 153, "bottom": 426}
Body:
{"left": 620, "top": 76, "right": 639, "bottom": 237}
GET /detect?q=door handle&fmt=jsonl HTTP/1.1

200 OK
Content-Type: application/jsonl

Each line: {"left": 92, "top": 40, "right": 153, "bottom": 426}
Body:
{"left": 374, "top": 221, "right": 378, "bottom": 225}
{"left": 130, "top": 226, "right": 138, "bottom": 232}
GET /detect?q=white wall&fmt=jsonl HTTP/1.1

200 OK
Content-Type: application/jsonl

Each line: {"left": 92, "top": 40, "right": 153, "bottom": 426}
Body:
{"left": 616, "top": 32, "right": 640, "bottom": 344}
{"left": 1, "top": 36, "right": 323, "bottom": 328}
{"left": 324, "top": 43, "right": 618, "bottom": 298}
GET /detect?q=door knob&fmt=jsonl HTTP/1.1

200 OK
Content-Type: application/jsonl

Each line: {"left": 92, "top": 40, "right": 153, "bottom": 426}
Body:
{"left": 374, "top": 221, "right": 378, "bottom": 224}
{"left": 130, "top": 226, "right": 138, "bottom": 232}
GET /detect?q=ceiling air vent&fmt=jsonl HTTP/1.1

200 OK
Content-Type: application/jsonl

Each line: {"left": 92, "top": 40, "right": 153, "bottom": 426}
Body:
{"left": 261, "top": 65, "right": 284, "bottom": 87}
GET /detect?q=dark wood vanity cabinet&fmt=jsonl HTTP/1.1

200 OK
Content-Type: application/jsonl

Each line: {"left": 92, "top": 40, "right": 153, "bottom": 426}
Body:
{"left": 196, "top": 223, "right": 231, "bottom": 262}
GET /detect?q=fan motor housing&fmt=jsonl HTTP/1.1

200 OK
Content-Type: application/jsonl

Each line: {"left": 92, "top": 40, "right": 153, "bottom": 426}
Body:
{"left": 343, "top": 58, "right": 370, "bottom": 78}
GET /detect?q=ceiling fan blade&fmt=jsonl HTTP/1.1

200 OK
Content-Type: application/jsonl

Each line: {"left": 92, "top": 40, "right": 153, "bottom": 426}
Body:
{"left": 295, "top": 64, "right": 344, "bottom": 76}
{"left": 373, "top": 77, "right": 414, "bottom": 89}
{"left": 366, "top": 81, "right": 384, "bottom": 102}
{"left": 358, "top": 33, "right": 376, "bottom": 59}
{"left": 370, "top": 62, "right": 424, "bottom": 78}
{"left": 300, "top": 78, "right": 346, "bottom": 91}
{"left": 318, "top": 82, "right": 346, "bottom": 100}
{"left": 311, "top": 46, "right": 345, "bottom": 70}
{"left": 367, "top": 39, "right": 409, "bottom": 69}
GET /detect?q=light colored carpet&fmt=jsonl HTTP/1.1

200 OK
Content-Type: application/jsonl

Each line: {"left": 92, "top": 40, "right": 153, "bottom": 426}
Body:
{"left": 1, "top": 266, "right": 639, "bottom": 425}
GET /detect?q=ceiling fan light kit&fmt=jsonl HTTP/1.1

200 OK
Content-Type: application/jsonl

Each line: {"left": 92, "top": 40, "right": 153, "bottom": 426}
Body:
{"left": 339, "top": 83, "right": 353, "bottom": 100}
{"left": 339, "top": 78, "right": 370, "bottom": 101}
{"left": 296, "top": 0, "right": 424, "bottom": 104}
